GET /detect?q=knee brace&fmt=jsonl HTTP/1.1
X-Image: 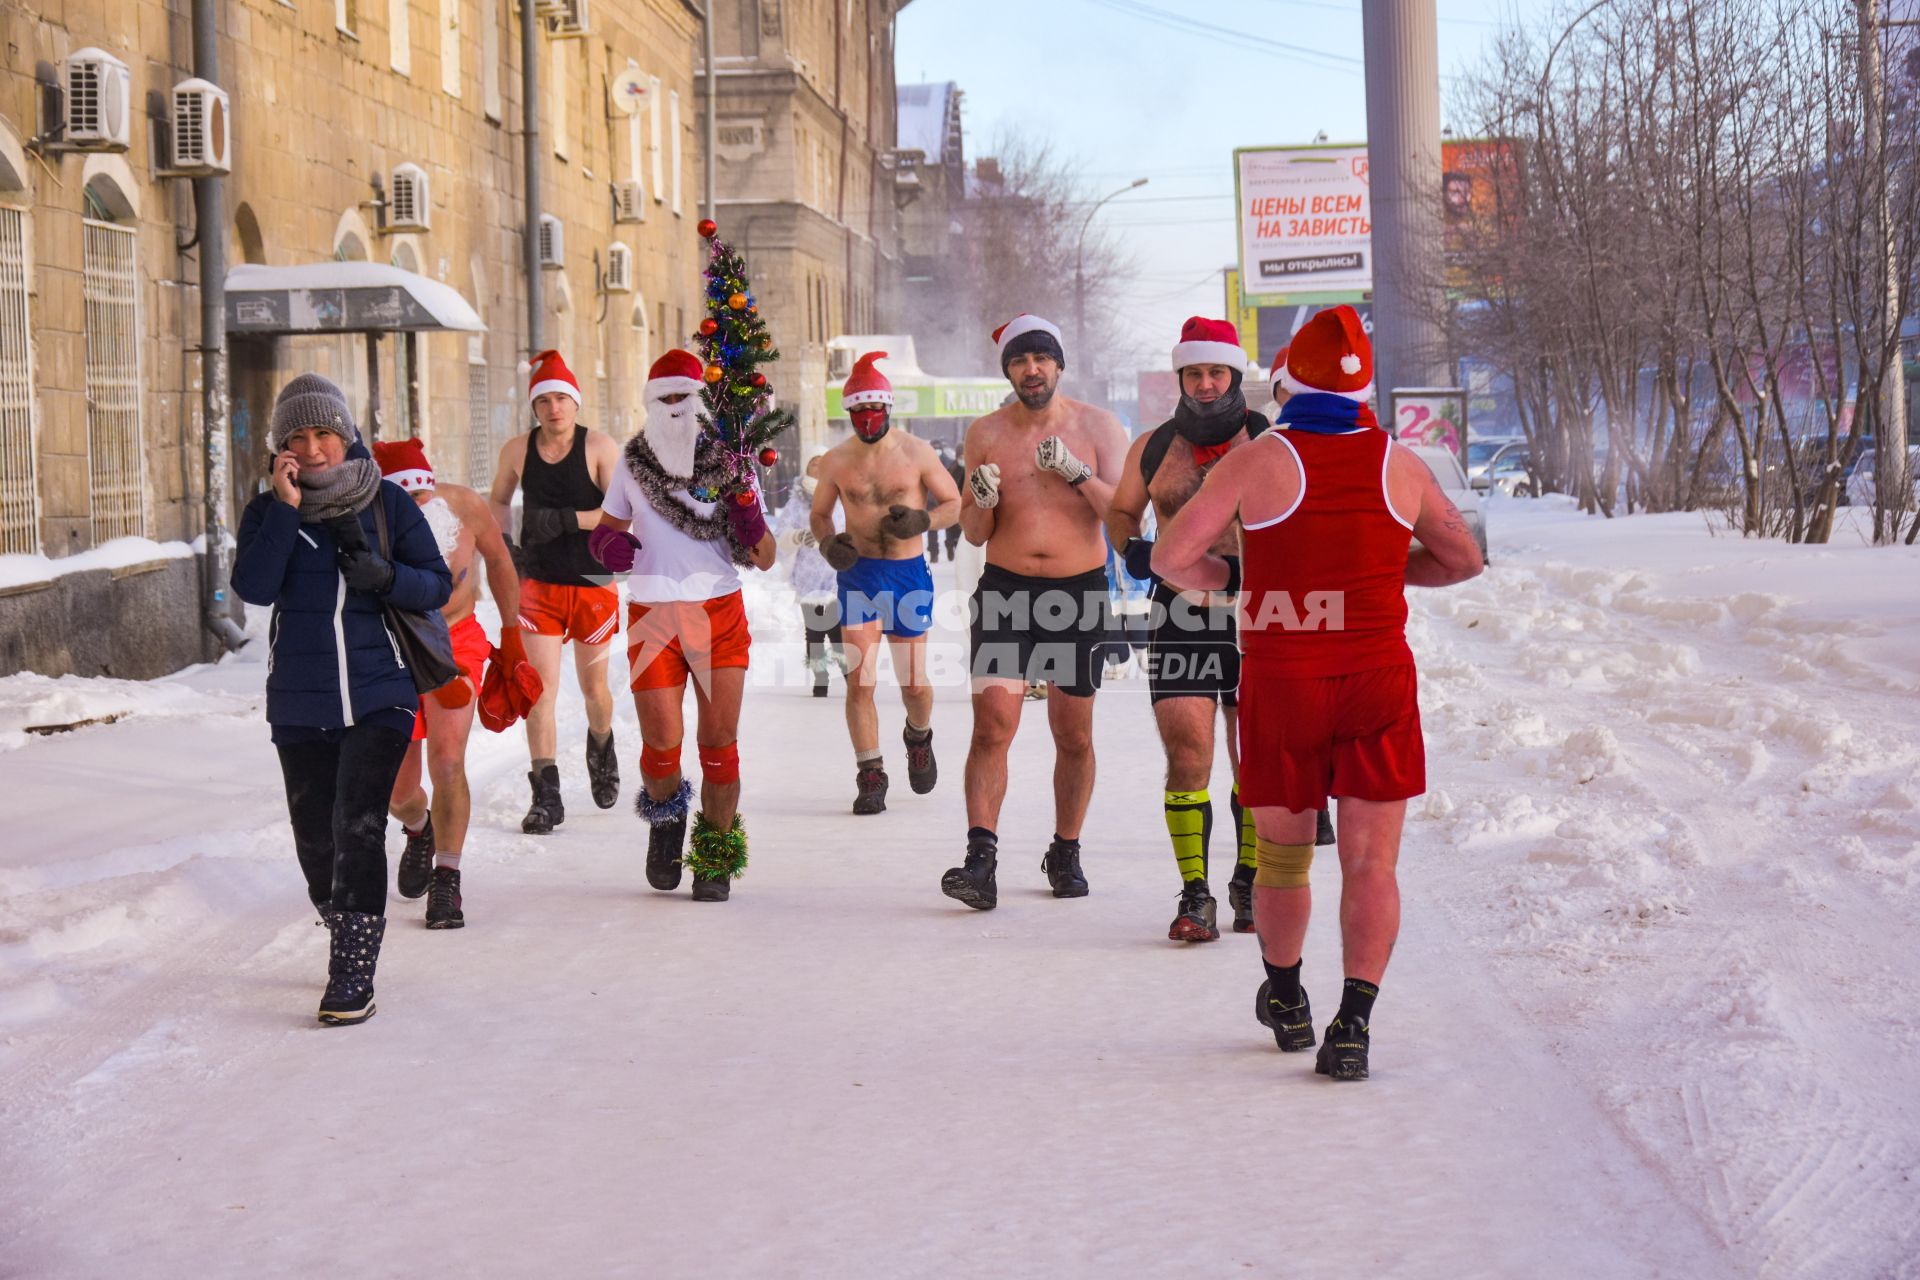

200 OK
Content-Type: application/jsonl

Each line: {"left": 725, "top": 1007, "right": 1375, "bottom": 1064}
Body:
{"left": 640, "top": 741, "right": 683, "bottom": 780}
{"left": 698, "top": 741, "right": 740, "bottom": 785}
{"left": 1254, "top": 837, "right": 1314, "bottom": 889}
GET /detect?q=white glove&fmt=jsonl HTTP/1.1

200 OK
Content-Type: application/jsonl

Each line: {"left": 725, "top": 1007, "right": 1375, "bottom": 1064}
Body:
{"left": 1036, "top": 436, "right": 1092, "bottom": 486}
{"left": 968, "top": 463, "right": 1002, "bottom": 510}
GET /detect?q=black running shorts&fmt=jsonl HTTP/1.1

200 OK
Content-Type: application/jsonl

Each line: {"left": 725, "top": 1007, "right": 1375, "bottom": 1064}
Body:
{"left": 969, "top": 564, "right": 1115, "bottom": 698}
{"left": 1145, "top": 582, "right": 1241, "bottom": 706}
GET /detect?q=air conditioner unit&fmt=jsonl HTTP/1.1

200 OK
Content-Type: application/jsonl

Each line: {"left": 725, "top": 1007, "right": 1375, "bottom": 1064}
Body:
{"left": 538, "top": 214, "right": 564, "bottom": 268}
{"left": 169, "top": 79, "right": 230, "bottom": 174}
{"left": 389, "top": 163, "right": 430, "bottom": 231}
{"left": 64, "top": 49, "right": 132, "bottom": 152}
{"left": 545, "top": 0, "right": 589, "bottom": 38}
{"left": 612, "top": 179, "right": 645, "bottom": 224}
{"left": 604, "top": 244, "right": 632, "bottom": 294}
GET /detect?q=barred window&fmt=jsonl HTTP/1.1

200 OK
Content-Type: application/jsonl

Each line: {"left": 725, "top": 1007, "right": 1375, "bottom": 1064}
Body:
{"left": 466, "top": 358, "right": 490, "bottom": 488}
{"left": 0, "top": 206, "right": 37, "bottom": 555}
{"left": 83, "top": 219, "right": 147, "bottom": 543}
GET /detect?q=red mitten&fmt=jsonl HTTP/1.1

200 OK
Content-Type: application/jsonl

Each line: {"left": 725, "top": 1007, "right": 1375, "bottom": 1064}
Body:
{"left": 476, "top": 647, "right": 518, "bottom": 733}
{"left": 498, "top": 625, "right": 544, "bottom": 716}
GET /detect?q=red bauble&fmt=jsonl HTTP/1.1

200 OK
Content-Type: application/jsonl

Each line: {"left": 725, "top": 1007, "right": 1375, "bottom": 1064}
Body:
{"left": 732, "top": 490, "right": 756, "bottom": 507}
{"left": 699, "top": 318, "right": 719, "bottom": 337}
{"left": 698, "top": 219, "right": 718, "bottom": 238}
{"left": 750, "top": 372, "right": 768, "bottom": 389}
{"left": 758, "top": 447, "right": 779, "bottom": 466}
{"left": 747, "top": 305, "right": 759, "bottom": 316}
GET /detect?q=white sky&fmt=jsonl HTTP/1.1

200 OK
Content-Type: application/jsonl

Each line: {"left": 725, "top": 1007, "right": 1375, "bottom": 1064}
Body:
{"left": 895, "top": 0, "right": 1554, "bottom": 370}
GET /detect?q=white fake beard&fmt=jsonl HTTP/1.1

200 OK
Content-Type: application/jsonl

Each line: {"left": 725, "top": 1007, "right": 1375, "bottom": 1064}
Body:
{"left": 645, "top": 396, "right": 706, "bottom": 481}
{"left": 420, "top": 495, "right": 463, "bottom": 560}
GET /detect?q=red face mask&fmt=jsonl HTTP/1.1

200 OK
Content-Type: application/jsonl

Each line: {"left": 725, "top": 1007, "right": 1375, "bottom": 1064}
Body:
{"left": 851, "top": 404, "right": 891, "bottom": 443}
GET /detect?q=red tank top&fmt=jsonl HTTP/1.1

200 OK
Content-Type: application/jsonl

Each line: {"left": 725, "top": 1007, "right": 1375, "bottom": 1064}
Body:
{"left": 1238, "top": 428, "right": 1415, "bottom": 676}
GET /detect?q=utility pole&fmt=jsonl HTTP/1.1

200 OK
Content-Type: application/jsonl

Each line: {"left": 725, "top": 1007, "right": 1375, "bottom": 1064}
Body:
{"left": 522, "top": 0, "right": 544, "bottom": 356}
{"left": 1361, "top": 0, "right": 1448, "bottom": 410}
{"left": 702, "top": 1, "right": 716, "bottom": 221}
{"left": 1860, "top": 0, "right": 1910, "bottom": 542}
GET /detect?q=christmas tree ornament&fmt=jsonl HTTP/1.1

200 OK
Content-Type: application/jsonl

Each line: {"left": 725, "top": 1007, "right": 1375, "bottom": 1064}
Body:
{"left": 698, "top": 218, "right": 718, "bottom": 239}
{"left": 732, "top": 490, "right": 757, "bottom": 507}
{"left": 728, "top": 293, "right": 749, "bottom": 311}
{"left": 704, "top": 364, "right": 724, "bottom": 384}
{"left": 699, "top": 318, "right": 719, "bottom": 337}
{"left": 758, "top": 447, "right": 779, "bottom": 466}
{"left": 750, "top": 372, "right": 768, "bottom": 389}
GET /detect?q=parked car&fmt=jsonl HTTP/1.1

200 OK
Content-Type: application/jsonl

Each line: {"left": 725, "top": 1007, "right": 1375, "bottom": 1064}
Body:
{"left": 1465, "top": 436, "right": 1524, "bottom": 484}
{"left": 1469, "top": 439, "right": 1533, "bottom": 496}
{"left": 1407, "top": 443, "right": 1490, "bottom": 564}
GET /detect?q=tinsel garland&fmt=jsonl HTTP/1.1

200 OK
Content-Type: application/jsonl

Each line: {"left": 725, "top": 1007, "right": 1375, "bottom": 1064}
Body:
{"left": 686, "top": 811, "right": 749, "bottom": 880}
{"left": 634, "top": 778, "right": 693, "bottom": 826}
{"left": 621, "top": 435, "right": 754, "bottom": 567}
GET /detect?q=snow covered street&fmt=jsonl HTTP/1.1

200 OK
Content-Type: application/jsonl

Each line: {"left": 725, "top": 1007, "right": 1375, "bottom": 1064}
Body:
{"left": 3, "top": 500, "right": 1916, "bottom": 1278}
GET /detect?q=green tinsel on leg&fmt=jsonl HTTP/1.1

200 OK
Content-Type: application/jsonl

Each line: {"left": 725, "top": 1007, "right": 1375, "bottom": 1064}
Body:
{"left": 687, "top": 811, "right": 749, "bottom": 881}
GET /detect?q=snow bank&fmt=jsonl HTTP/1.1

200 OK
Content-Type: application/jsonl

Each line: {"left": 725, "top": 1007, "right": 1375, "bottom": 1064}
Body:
{"left": 0, "top": 537, "right": 197, "bottom": 591}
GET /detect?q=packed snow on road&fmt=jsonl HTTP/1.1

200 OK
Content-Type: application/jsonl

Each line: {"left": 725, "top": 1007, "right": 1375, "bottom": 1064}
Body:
{"left": 2, "top": 498, "right": 1916, "bottom": 1278}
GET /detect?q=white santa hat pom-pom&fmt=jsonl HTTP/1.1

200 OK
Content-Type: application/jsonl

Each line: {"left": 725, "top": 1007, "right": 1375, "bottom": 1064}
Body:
{"left": 1340, "top": 354, "right": 1362, "bottom": 375}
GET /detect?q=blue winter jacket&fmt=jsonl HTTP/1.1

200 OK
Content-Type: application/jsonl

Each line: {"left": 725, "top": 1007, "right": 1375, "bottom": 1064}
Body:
{"left": 232, "top": 463, "right": 454, "bottom": 730}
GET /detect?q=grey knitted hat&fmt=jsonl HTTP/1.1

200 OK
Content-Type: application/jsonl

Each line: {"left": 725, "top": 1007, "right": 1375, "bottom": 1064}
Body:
{"left": 269, "top": 373, "right": 359, "bottom": 452}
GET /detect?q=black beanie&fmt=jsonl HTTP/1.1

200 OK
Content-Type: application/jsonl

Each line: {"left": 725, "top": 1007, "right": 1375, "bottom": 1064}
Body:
{"left": 1001, "top": 328, "right": 1067, "bottom": 377}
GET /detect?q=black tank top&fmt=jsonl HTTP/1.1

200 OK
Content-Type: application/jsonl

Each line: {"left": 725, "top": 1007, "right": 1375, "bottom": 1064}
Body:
{"left": 519, "top": 426, "right": 605, "bottom": 586}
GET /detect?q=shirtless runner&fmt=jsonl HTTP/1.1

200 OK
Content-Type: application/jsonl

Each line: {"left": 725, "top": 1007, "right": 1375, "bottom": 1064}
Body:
{"left": 376, "top": 439, "right": 522, "bottom": 929}
{"left": 812, "top": 352, "right": 962, "bottom": 814}
{"left": 941, "top": 314, "right": 1130, "bottom": 910}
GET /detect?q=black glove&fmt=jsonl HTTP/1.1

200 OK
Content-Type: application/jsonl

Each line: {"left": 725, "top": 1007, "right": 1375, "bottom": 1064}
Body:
{"left": 520, "top": 505, "right": 574, "bottom": 546}
{"left": 879, "top": 504, "right": 932, "bottom": 540}
{"left": 822, "top": 532, "right": 861, "bottom": 572}
{"left": 338, "top": 545, "right": 396, "bottom": 595}
{"left": 1122, "top": 537, "right": 1157, "bottom": 583}
{"left": 328, "top": 514, "right": 370, "bottom": 555}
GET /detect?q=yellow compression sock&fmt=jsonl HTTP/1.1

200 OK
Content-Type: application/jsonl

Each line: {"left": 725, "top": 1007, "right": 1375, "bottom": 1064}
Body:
{"left": 1164, "top": 790, "right": 1213, "bottom": 883}
{"left": 1254, "top": 836, "right": 1315, "bottom": 889}
{"left": 1232, "top": 786, "right": 1258, "bottom": 872}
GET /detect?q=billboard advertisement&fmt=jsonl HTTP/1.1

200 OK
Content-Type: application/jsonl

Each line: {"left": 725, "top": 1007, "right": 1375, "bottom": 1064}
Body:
{"left": 1235, "top": 144, "right": 1372, "bottom": 301}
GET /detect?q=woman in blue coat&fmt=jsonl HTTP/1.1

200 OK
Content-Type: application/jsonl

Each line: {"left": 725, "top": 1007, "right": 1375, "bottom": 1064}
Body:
{"left": 232, "top": 373, "right": 452, "bottom": 1025}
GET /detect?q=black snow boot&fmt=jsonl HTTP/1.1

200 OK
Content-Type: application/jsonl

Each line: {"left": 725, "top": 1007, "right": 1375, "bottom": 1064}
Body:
{"left": 1315, "top": 1015, "right": 1370, "bottom": 1080}
{"left": 1041, "top": 837, "right": 1089, "bottom": 899}
{"left": 587, "top": 730, "right": 620, "bottom": 809}
{"left": 522, "top": 765, "right": 564, "bottom": 835}
{"left": 425, "top": 867, "right": 465, "bottom": 929}
{"left": 317, "top": 910, "right": 386, "bottom": 1026}
{"left": 853, "top": 762, "right": 889, "bottom": 815}
{"left": 1167, "top": 879, "right": 1219, "bottom": 942}
{"left": 903, "top": 725, "right": 937, "bottom": 795}
{"left": 397, "top": 815, "right": 434, "bottom": 899}
{"left": 637, "top": 780, "right": 693, "bottom": 892}
{"left": 941, "top": 834, "right": 998, "bottom": 911}
{"left": 1256, "top": 979, "right": 1316, "bottom": 1053}
{"left": 1227, "top": 864, "right": 1256, "bottom": 934}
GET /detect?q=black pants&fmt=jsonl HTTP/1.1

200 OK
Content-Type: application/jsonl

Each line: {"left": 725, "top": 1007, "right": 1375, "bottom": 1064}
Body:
{"left": 800, "top": 601, "right": 844, "bottom": 688}
{"left": 275, "top": 723, "right": 413, "bottom": 915}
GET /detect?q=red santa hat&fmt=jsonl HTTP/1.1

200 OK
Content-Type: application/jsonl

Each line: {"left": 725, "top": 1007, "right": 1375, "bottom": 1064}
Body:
{"left": 843, "top": 351, "right": 893, "bottom": 409}
{"left": 523, "top": 349, "right": 582, "bottom": 406}
{"left": 1269, "top": 345, "right": 1290, "bottom": 382}
{"left": 1279, "top": 306, "right": 1373, "bottom": 402}
{"left": 1171, "top": 317, "right": 1248, "bottom": 373}
{"left": 646, "top": 348, "right": 706, "bottom": 400}
{"left": 372, "top": 438, "right": 435, "bottom": 493}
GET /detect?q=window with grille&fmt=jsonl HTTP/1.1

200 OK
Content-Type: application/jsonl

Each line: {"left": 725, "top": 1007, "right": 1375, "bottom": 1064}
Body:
{"left": 0, "top": 207, "right": 37, "bottom": 555}
{"left": 466, "top": 361, "right": 490, "bottom": 488}
{"left": 83, "top": 219, "right": 147, "bottom": 543}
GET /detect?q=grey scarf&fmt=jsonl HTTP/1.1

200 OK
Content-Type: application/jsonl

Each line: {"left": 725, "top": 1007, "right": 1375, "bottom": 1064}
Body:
{"left": 297, "top": 458, "right": 383, "bottom": 524}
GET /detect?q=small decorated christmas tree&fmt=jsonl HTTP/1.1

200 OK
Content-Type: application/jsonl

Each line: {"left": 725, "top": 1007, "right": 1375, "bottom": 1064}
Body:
{"left": 692, "top": 219, "right": 795, "bottom": 505}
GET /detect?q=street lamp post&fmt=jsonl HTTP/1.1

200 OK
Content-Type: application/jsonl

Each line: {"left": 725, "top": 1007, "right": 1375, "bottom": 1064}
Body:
{"left": 1075, "top": 177, "right": 1148, "bottom": 393}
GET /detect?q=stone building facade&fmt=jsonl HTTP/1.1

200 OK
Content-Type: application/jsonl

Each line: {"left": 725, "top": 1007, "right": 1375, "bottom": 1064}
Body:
{"left": 0, "top": 0, "right": 708, "bottom": 677}
{"left": 704, "top": 0, "right": 909, "bottom": 471}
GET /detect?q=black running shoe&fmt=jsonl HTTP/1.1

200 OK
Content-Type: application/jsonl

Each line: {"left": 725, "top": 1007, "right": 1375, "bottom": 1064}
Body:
{"left": 941, "top": 836, "right": 998, "bottom": 910}
{"left": 1168, "top": 880, "right": 1219, "bottom": 942}
{"left": 397, "top": 816, "right": 434, "bottom": 899}
{"left": 1227, "top": 866, "right": 1255, "bottom": 934}
{"left": 587, "top": 731, "right": 620, "bottom": 810}
{"left": 852, "top": 763, "right": 889, "bottom": 815}
{"left": 646, "top": 814, "right": 687, "bottom": 891}
{"left": 1316, "top": 808, "right": 1336, "bottom": 847}
{"left": 1041, "top": 839, "right": 1088, "bottom": 898}
{"left": 522, "top": 766, "right": 564, "bottom": 835}
{"left": 425, "top": 866, "right": 465, "bottom": 929}
{"left": 1315, "top": 1014, "right": 1370, "bottom": 1080}
{"left": 903, "top": 726, "right": 937, "bottom": 794}
{"left": 1255, "top": 979, "right": 1316, "bottom": 1052}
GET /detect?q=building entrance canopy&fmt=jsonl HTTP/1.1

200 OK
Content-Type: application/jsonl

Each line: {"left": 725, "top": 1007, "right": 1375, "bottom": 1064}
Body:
{"left": 225, "top": 262, "right": 486, "bottom": 336}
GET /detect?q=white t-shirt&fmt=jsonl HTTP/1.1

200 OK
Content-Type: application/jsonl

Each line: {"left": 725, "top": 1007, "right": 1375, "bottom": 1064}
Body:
{"left": 601, "top": 465, "right": 743, "bottom": 603}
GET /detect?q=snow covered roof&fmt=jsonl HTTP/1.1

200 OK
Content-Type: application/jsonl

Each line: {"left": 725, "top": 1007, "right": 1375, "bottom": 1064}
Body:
{"left": 225, "top": 262, "right": 486, "bottom": 336}
{"left": 896, "top": 82, "right": 960, "bottom": 163}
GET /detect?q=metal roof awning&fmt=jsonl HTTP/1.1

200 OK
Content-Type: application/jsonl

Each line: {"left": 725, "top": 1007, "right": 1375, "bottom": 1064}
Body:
{"left": 225, "top": 262, "right": 486, "bottom": 336}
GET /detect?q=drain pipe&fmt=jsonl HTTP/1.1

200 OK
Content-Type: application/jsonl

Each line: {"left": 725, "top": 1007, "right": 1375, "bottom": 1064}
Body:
{"left": 522, "top": 0, "right": 544, "bottom": 353}
{"left": 193, "top": 0, "right": 245, "bottom": 652}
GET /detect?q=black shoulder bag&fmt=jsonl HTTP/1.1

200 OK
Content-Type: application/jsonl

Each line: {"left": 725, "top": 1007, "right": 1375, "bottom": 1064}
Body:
{"left": 369, "top": 495, "right": 459, "bottom": 694}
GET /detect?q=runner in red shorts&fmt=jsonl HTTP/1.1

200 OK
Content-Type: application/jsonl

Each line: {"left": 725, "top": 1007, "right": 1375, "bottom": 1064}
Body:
{"left": 376, "top": 439, "right": 525, "bottom": 929}
{"left": 587, "top": 351, "right": 776, "bottom": 902}
{"left": 488, "top": 350, "right": 626, "bottom": 834}
{"left": 1154, "top": 306, "right": 1483, "bottom": 1080}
